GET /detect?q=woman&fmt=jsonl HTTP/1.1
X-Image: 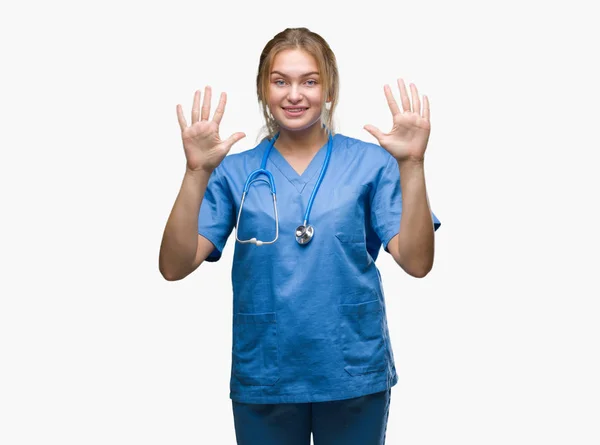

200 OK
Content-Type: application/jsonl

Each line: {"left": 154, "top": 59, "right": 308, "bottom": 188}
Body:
{"left": 159, "top": 27, "right": 441, "bottom": 445}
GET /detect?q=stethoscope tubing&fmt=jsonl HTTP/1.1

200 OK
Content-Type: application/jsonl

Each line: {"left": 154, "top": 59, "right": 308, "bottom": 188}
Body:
{"left": 235, "top": 130, "right": 332, "bottom": 245}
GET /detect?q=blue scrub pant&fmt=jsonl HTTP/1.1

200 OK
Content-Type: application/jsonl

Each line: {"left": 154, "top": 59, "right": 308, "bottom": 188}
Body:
{"left": 232, "top": 389, "right": 391, "bottom": 445}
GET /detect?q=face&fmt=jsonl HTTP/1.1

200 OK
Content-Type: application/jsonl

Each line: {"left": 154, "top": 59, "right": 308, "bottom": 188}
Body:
{"left": 267, "top": 49, "right": 326, "bottom": 133}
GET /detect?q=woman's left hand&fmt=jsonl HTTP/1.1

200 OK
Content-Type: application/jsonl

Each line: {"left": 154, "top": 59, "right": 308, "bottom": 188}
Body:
{"left": 364, "top": 78, "right": 431, "bottom": 162}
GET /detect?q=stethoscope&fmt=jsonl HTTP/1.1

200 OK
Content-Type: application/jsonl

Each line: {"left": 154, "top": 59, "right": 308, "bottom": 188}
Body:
{"left": 235, "top": 130, "right": 333, "bottom": 246}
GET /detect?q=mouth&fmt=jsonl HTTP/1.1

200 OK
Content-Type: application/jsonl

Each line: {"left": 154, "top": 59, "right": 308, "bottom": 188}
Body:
{"left": 282, "top": 107, "right": 309, "bottom": 117}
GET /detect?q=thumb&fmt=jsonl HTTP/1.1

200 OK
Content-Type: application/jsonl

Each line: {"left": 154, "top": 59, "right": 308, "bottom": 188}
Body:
{"left": 225, "top": 132, "right": 246, "bottom": 149}
{"left": 363, "top": 125, "right": 385, "bottom": 142}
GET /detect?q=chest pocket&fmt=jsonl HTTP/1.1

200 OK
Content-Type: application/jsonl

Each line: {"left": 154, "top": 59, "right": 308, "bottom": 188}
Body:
{"left": 334, "top": 184, "right": 370, "bottom": 243}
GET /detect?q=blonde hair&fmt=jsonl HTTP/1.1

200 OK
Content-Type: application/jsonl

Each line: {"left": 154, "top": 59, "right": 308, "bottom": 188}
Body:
{"left": 256, "top": 27, "right": 339, "bottom": 141}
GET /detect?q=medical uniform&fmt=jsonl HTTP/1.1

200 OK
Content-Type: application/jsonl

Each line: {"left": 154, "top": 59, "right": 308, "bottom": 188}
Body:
{"left": 198, "top": 133, "right": 441, "bottom": 407}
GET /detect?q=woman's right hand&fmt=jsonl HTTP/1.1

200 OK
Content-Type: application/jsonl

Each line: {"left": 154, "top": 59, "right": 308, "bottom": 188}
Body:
{"left": 176, "top": 86, "right": 246, "bottom": 173}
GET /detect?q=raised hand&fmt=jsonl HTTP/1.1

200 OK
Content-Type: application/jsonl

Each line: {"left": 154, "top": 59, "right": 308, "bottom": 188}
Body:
{"left": 176, "top": 86, "right": 246, "bottom": 173}
{"left": 364, "top": 79, "right": 431, "bottom": 162}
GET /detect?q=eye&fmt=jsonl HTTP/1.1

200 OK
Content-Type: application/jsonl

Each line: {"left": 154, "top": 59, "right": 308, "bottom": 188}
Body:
{"left": 274, "top": 79, "right": 286, "bottom": 86}
{"left": 305, "top": 79, "right": 317, "bottom": 86}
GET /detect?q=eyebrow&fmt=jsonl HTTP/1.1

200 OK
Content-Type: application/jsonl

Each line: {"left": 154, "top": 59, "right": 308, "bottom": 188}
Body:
{"left": 270, "top": 70, "right": 320, "bottom": 77}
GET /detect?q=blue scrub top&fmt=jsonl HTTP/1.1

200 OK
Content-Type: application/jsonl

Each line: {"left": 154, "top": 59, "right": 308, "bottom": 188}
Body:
{"left": 199, "top": 133, "right": 441, "bottom": 404}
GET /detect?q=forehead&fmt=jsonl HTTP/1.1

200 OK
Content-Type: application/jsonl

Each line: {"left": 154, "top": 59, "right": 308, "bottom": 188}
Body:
{"left": 270, "top": 49, "right": 319, "bottom": 75}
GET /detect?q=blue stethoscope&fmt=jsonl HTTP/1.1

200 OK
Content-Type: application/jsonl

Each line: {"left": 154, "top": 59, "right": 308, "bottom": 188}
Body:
{"left": 235, "top": 130, "right": 333, "bottom": 246}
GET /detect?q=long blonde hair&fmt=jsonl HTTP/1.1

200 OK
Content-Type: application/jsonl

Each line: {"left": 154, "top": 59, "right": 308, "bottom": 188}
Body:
{"left": 256, "top": 27, "right": 339, "bottom": 141}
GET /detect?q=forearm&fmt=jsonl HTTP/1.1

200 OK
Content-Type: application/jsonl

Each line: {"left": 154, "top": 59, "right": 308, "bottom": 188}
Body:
{"left": 159, "top": 168, "right": 212, "bottom": 280}
{"left": 395, "top": 160, "right": 435, "bottom": 277}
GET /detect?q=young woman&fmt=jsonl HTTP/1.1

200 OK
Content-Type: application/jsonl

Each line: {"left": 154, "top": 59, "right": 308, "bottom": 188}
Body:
{"left": 159, "top": 27, "right": 441, "bottom": 445}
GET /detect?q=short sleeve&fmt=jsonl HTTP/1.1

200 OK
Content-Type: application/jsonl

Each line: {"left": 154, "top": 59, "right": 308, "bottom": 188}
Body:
{"left": 371, "top": 156, "right": 441, "bottom": 252}
{"left": 198, "top": 166, "right": 236, "bottom": 262}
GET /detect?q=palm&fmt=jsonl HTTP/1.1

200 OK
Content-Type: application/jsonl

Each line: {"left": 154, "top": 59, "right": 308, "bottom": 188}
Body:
{"left": 364, "top": 79, "right": 431, "bottom": 162}
{"left": 182, "top": 120, "right": 227, "bottom": 171}
{"left": 176, "top": 86, "right": 245, "bottom": 172}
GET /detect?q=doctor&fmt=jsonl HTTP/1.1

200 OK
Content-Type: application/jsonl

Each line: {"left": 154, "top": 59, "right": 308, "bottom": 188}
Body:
{"left": 159, "top": 27, "right": 441, "bottom": 445}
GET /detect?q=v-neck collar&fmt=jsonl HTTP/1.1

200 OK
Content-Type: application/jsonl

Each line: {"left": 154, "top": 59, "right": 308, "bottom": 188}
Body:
{"left": 267, "top": 137, "right": 331, "bottom": 194}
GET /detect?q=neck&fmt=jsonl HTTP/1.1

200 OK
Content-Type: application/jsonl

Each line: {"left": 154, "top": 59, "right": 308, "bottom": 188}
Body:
{"left": 274, "top": 124, "right": 328, "bottom": 156}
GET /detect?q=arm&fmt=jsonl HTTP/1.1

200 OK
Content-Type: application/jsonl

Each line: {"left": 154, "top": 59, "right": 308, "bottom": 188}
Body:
{"left": 364, "top": 78, "right": 436, "bottom": 278}
{"left": 159, "top": 169, "right": 215, "bottom": 281}
{"left": 159, "top": 86, "right": 245, "bottom": 281}
{"left": 387, "top": 160, "right": 434, "bottom": 278}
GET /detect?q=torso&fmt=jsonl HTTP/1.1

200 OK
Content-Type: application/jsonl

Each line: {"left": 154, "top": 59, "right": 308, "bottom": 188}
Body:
{"left": 203, "top": 133, "right": 403, "bottom": 404}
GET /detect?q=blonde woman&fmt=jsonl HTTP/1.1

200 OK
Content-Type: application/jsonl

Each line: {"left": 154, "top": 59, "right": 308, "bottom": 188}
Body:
{"left": 159, "top": 27, "right": 441, "bottom": 445}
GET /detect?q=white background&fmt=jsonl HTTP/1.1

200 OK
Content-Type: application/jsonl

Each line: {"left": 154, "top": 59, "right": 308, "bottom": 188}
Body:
{"left": 1, "top": 0, "right": 599, "bottom": 443}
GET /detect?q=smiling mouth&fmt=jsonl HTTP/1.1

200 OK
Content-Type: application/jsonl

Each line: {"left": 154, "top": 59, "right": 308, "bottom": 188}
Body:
{"left": 283, "top": 107, "right": 308, "bottom": 111}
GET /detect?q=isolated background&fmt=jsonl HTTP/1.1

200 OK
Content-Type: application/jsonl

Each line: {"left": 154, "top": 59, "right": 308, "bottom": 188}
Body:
{"left": 1, "top": 0, "right": 599, "bottom": 443}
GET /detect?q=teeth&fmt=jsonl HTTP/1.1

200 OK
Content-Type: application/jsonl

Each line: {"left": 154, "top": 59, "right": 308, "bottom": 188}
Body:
{"left": 287, "top": 108, "right": 304, "bottom": 112}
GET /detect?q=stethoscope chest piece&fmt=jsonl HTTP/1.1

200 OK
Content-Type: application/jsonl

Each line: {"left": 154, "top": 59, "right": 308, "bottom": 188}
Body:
{"left": 295, "top": 224, "right": 314, "bottom": 245}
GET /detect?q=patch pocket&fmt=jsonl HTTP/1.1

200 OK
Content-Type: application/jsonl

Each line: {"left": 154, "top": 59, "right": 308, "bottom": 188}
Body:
{"left": 233, "top": 312, "right": 279, "bottom": 386}
{"left": 334, "top": 184, "right": 369, "bottom": 243}
{"left": 339, "top": 299, "right": 387, "bottom": 376}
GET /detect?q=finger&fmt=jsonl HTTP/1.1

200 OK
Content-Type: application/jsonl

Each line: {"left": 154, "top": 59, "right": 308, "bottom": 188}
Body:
{"left": 410, "top": 83, "right": 421, "bottom": 116}
{"left": 397, "top": 78, "right": 411, "bottom": 112}
{"left": 212, "top": 92, "right": 227, "bottom": 125}
{"left": 176, "top": 104, "right": 187, "bottom": 132}
{"left": 201, "top": 86, "right": 212, "bottom": 121}
{"left": 191, "top": 90, "right": 200, "bottom": 124}
{"left": 224, "top": 132, "right": 246, "bottom": 150}
{"left": 383, "top": 85, "right": 401, "bottom": 116}
{"left": 363, "top": 124, "right": 385, "bottom": 142}
{"left": 423, "top": 95, "right": 430, "bottom": 121}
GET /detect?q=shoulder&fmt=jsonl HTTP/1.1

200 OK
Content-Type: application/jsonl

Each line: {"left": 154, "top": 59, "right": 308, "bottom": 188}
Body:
{"left": 217, "top": 137, "right": 270, "bottom": 174}
{"left": 333, "top": 132, "right": 394, "bottom": 167}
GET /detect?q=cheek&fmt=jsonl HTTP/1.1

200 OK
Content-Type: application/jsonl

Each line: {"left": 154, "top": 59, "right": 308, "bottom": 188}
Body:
{"left": 308, "top": 89, "right": 324, "bottom": 105}
{"left": 267, "top": 87, "right": 284, "bottom": 104}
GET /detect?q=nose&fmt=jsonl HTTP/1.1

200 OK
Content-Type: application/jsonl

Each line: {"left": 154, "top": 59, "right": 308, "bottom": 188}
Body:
{"left": 287, "top": 85, "right": 303, "bottom": 103}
